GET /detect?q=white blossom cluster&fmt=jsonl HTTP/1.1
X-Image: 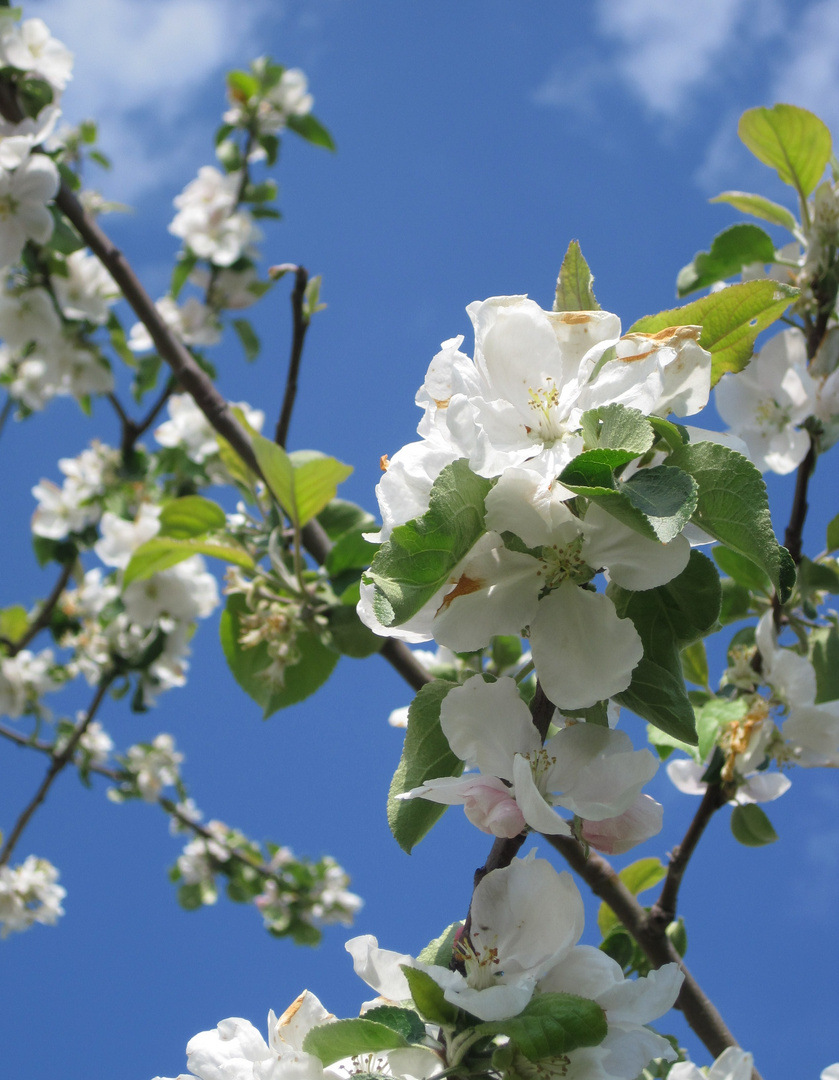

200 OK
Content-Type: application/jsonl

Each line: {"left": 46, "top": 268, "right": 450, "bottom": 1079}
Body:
{"left": 0, "top": 854, "right": 66, "bottom": 936}
{"left": 169, "top": 166, "right": 260, "bottom": 268}
{"left": 109, "top": 733, "right": 184, "bottom": 803}
{"left": 0, "top": 646, "right": 59, "bottom": 718}
{"left": 361, "top": 295, "right": 715, "bottom": 854}
{"left": 223, "top": 61, "right": 314, "bottom": 138}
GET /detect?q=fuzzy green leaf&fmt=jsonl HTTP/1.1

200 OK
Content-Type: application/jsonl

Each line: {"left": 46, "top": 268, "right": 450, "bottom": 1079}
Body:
{"left": 709, "top": 191, "right": 797, "bottom": 231}
{"left": 738, "top": 104, "right": 832, "bottom": 198}
{"left": 677, "top": 224, "right": 777, "bottom": 297}
{"left": 475, "top": 993, "right": 607, "bottom": 1061}
{"left": 554, "top": 240, "right": 600, "bottom": 312}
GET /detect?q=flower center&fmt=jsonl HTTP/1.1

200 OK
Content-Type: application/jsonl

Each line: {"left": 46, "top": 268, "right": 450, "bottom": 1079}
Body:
{"left": 0, "top": 193, "right": 19, "bottom": 220}
{"left": 455, "top": 937, "right": 501, "bottom": 991}
{"left": 540, "top": 538, "right": 590, "bottom": 588}
{"left": 526, "top": 380, "right": 567, "bottom": 445}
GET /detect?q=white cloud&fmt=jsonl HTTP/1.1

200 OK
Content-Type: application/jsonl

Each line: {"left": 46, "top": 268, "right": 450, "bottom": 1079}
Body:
{"left": 771, "top": 0, "right": 839, "bottom": 136}
{"left": 595, "top": 0, "right": 753, "bottom": 116}
{"left": 27, "top": 0, "right": 279, "bottom": 200}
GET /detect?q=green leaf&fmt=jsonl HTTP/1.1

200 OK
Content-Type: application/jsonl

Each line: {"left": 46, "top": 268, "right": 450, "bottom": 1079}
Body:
{"left": 719, "top": 578, "right": 752, "bottom": 624}
{"left": 610, "top": 551, "right": 721, "bottom": 742}
{"left": 560, "top": 458, "right": 698, "bottom": 544}
{"left": 219, "top": 593, "right": 339, "bottom": 718}
{"left": 318, "top": 499, "right": 377, "bottom": 541}
{"left": 713, "top": 546, "right": 773, "bottom": 595}
{"left": 302, "top": 1019, "right": 407, "bottom": 1066}
{"left": 387, "top": 680, "right": 463, "bottom": 853}
{"left": 738, "top": 104, "right": 832, "bottom": 198}
{"left": 677, "top": 224, "right": 777, "bottom": 297}
{"left": 362, "top": 1007, "right": 426, "bottom": 1044}
{"left": 827, "top": 513, "right": 839, "bottom": 554}
{"left": 232, "top": 317, "right": 260, "bottom": 362}
{"left": 668, "top": 441, "right": 796, "bottom": 603}
{"left": 629, "top": 280, "right": 799, "bottom": 386}
{"left": 287, "top": 112, "right": 336, "bottom": 150}
{"left": 367, "top": 460, "right": 491, "bottom": 628}
{"left": 580, "top": 403, "right": 655, "bottom": 454}
{"left": 709, "top": 191, "right": 797, "bottom": 232}
{"left": 417, "top": 921, "right": 462, "bottom": 967}
{"left": 491, "top": 635, "right": 523, "bottom": 674}
{"left": 798, "top": 556, "right": 839, "bottom": 597}
{"left": 681, "top": 639, "right": 709, "bottom": 688}
{"left": 226, "top": 69, "right": 259, "bottom": 100}
{"left": 252, "top": 435, "right": 353, "bottom": 529}
{"left": 107, "top": 312, "right": 135, "bottom": 367}
{"left": 598, "top": 858, "right": 666, "bottom": 936}
{"left": 810, "top": 624, "right": 839, "bottom": 703}
{"left": 123, "top": 535, "right": 254, "bottom": 584}
{"left": 0, "top": 605, "right": 28, "bottom": 645}
{"left": 401, "top": 966, "right": 459, "bottom": 1026}
{"left": 171, "top": 250, "right": 198, "bottom": 300}
{"left": 554, "top": 240, "right": 600, "bottom": 312}
{"left": 48, "top": 207, "right": 85, "bottom": 255}
{"left": 326, "top": 604, "right": 383, "bottom": 658}
{"left": 475, "top": 993, "right": 607, "bottom": 1060}
{"left": 730, "top": 803, "right": 778, "bottom": 846}
{"left": 158, "top": 496, "right": 227, "bottom": 539}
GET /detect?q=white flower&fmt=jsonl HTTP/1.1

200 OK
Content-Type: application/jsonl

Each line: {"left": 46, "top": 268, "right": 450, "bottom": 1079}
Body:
{"left": 783, "top": 699, "right": 839, "bottom": 767}
{"left": 0, "top": 648, "right": 57, "bottom": 718}
{"left": 121, "top": 555, "right": 219, "bottom": 627}
{"left": 402, "top": 676, "right": 658, "bottom": 839}
{"left": 128, "top": 296, "right": 220, "bottom": 353}
{"left": 0, "top": 286, "right": 62, "bottom": 349}
{"left": 0, "top": 855, "right": 66, "bottom": 937}
{"left": 716, "top": 329, "right": 817, "bottom": 474}
{"left": 169, "top": 166, "right": 259, "bottom": 267}
{"left": 579, "top": 793, "right": 663, "bottom": 855}
{"left": 94, "top": 503, "right": 162, "bottom": 569}
{"left": 0, "top": 155, "right": 59, "bottom": 265}
{"left": 0, "top": 103, "right": 61, "bottom": 170}
{"left": 52, "top": 249, "right": 119, "bottom": 323}
{"left": 155, "top": 392, "right": 264, "bottom": 463}
{"left": 0, "top": 17, "right": 73, "bottom": 91}
{"left": 224, "top": 66, "right": 314, "bottom": 136}
{"left": 123, "top": 733, "right": 184, "bottom": 802}
{"left": 669, "top": 1047, "right": 754, "bottom": 1080}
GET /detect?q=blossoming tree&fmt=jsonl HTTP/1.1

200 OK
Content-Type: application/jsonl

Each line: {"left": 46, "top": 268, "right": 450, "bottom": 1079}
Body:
{"left": 1, "top": 6, "right": 838, "bottom": 1080}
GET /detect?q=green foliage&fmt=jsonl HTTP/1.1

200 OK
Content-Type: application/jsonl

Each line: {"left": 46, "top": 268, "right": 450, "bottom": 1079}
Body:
{"left": 680, "top": 640, "right": 709, "bottom": 688}
{"left": 610, "top": 551, "right": 721, "bottom": 743}
{"left": 171, "top": 250, "right": 198, "bottom": 299}
{"left": 827, "top": 512, "right": 839, "bottom": 554}
{"left": 810, "top": 624, "right": 839, "bottom": 703}
{"left": 713, "top": 546, "right": 773, "bottom": 595}
{"left": 668, "top": 441, "right": 796, "bottom": 603}
{"left": 302, "top": 1018, "right": 409, "bottom": 1066}
{"left": 367, "top": 460, "right": 492, "bottom": 628}
{"left": 710, "top": 190, "right": 797, "bottom": 232}
{"left": 738, "top": 104, "right": 832, "bottom": 198}
{"left": 252, "top": 434, "right": 353, "bottom": 529}
{"left": 475, "top": 993, "right": 607, "bottom": 1060}
{"left": 232, "top": 318, "right": 260, "bottom": 362}
{"left": 629, "top": 279, "right": 798, "bottom": 385}
{"left": 417, "top": 921, "right": 462, "bottom": 966}
{"left": 677, "top": 223, "right": 776, "bottom": 297}
{"left": 695, "top": 697, "right": 749, "bottom": 763}
{"left": 123, "top": 535, "right": 254, "bottom": 584}
{"left": 158, "top": 496, "right": 227, "bottom": 539}
{"left": 287, "top": 113, "right": 336, "bottom": 151}
{"left": 362, "top": 1006, "right": 426, "bottom": 1044}
{"left": 401, "top": 966, "right": 459, "bottom": 1026}
{"left": 580, "top": 403, "right": 655, "bottom": 454}
{"left": 219, "top": 593, "right": 339, "bottom": 718}
{"left": 553, "top": 240, "right": 600, "bottom": 312}
{"left": 387, "top": 680, "right": 463, "bottom": 852}
{"left": 730, "top": 803, "right": 778, "bottom": 847}
{"left": 0, "top": 605, "right": 28, "bottom": 646}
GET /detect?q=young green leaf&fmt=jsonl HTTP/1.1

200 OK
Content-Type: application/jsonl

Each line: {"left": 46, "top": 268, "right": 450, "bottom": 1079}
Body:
{"left": 598, "top": 857, "right": 666, "bottom": 936}
{"left": 287, "top": 113, "right": 336, "bottom": 150}
{"left": 301, "top": 1018, "right": 407, "bottom": 1066}
{"left": 738, "top": 104, "right": 832, "bottom": 198}
{"left": 676, "top": 223, "right": 776, "bottom": 297}
{"left": 712, "top": 546, "right": 773, "bottom": 595}
{"left": 401, "top": 966, "right": 459, "bottom": 1026}
{"left": 123, "top": 535, "right": 254, "bottom": 584}
{"left": 475, "top": 993, "right": 607, "bottom": 1060}
{"left": 580, "top": 403, "right": 655, "bottom": 455}
{"left": 158, "top": 496, "right": 227, "bottom": 539}
{"left": 709, "top": 191, "right": 797, "bottom": 232}
{"left": 730, "top": 803, "right": 778, "bottom": 846}
{"left": 628, "top": 279, "right": 798, "bottom": 385}
{"left": 554, "top": 240, "right": 600, "bottom": 312}
{"left": 387, "top": 680, "right": 463, "bottom": 853}
{"left": 681, "top": 639, "right": 709, "bottom": 688}
{"left": 417, "top": 921, "right": 462, "bottom": 966}
{"left": 232, "top": 318, "right": 260, "bottom": 362}
{"left": 810, "top": 624, "right": 839, "bottom": 703}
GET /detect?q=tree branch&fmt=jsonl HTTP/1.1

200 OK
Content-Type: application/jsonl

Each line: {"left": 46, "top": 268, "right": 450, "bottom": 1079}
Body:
{"left": 6, "top": 560, "right": 75, "bottom": 657}
{"left": 0, "top": 675, "right": 112, "bottom": 867}
{"left": 545, "top": 832, "right": 763, "bottom": 1080}
{"left": 650, "top": 782, "right": 727, "bottom": 930}
{"left": 275, "top": 265, "right": 309, "bottom": 448}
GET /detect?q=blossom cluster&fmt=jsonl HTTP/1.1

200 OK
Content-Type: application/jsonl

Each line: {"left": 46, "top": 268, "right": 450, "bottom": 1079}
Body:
{"left": 0, "top": 854, "right": 66, "bottom": 936}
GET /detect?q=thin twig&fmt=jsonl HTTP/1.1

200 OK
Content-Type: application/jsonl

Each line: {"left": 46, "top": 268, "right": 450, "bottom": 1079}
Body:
{"left": 0, "top": 393, "right": 13, "bottom": 442}
{"left": 0, "top": 675, "right": 112, "bottom": 867}
{"left": 275, "top": 266, "right": 309, "bottom": 448}
{"left": 650, "top": 782, "right": 727, "bottom": 929}
{"left": 545, "top": 833, "right": 763, "bottom": 1080}
{"left": 6, "top": 561, "right": 75, "bottom": 657}
{"left": 783, "top": 442, "right": 816, "bottom": 565}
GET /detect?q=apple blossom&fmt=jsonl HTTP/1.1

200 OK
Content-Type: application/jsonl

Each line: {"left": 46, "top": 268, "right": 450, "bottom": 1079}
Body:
{"left": 155, "top": 392, "right": 265, "bottom": 463}
{"left": 169, "top": 166, "right": 259, "bottom": 268}
{"left": 0, "top": 855, "right": 66, "bottom": 936}
{"left": 669, "top": 1047, "right": 754, "bottom": 1080}
{"left": 0, "top": 647, "right": 58, "bottom": 718}
{"left": 402, "top": 676, "right": 658, "bottom": 841}
{"left": 111, "top": 733, "right": 184, "bottom": 803}
{"left": 51, "top": 248, "right": 119, "bottom": 323}
{"left": 0, "top": 17, "right": 73, "bottom": 91}
{"left": 715, "top": 329, "right": 817, "bottom": 474}
{"left": 0, "top": 154, "right": 59, "bottom": 266}
{"left": 128, "top": 295, "right": 220, "bottom": 352}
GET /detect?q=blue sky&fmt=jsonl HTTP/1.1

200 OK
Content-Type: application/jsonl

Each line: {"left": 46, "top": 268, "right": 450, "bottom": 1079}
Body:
{"left": 2, "top": 1, "right": 839, "bottom": 1077}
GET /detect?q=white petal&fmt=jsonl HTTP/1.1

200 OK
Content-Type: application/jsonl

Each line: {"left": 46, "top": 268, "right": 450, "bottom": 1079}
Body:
{"left": 344, "top": 935, "right": 413, "bottom": 1001}
{"left": 666, "top": 758, "right": 707, "bottom": 796}
{"left": 582, "top": 504, "right": 690, "bottom": 591}
{"left": 530, "top": 585, "right": 643, "bottom": 709}
{"left": 440, "top": 675, "right": 539, "bottom": 777}
{"left": 598, "top": 962, "right": 684, "bottom": 1024}
{"left": 538, "top": 943, "right": 624, "bottom": 998}
{"left": 736, "top": 772, "right": 791, "bottom": 803}
{"left": 512, "top": 754, "right": 574, "bottom": 835}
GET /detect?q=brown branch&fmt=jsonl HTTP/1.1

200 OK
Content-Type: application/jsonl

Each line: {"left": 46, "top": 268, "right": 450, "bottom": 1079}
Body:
{"left": 782, "top": 442, "right": 816, "bottom": 565}
{"left": 650, "top": 782, "right": 727, "bottom": 930}
{"left": 275, "top": 266, "right": 310, "bottom": 448}
{"left": 545, "top": 833, "right": 763, "bottom": 1080}
{"left": 7, "top": 560, "right": 75, "bottom": 657}
{"left": 0, "top": 675, "right": 112, "bottom": 867}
